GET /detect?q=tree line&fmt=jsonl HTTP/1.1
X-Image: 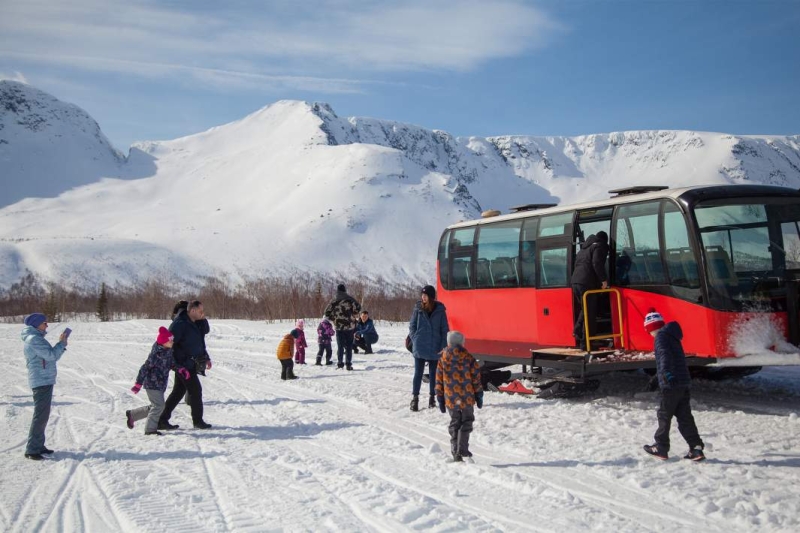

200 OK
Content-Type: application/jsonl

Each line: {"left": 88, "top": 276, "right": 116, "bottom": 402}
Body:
{"left": 0, "top": 270, "right": 423, "bottom": 323}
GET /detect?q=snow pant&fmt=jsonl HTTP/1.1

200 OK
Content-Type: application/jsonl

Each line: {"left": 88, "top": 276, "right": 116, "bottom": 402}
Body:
{"left": 654, "top": 387, "right": 703, "bottom": 452}
{"left": 26, "top": 385, "right": 53, "bottom": 455}
{"left": 572, "top": 283, "right": 598, "bottom": 348}
{"left": 354, "top": 336, "right": 374, "bottom": 354}
{"left": 295, "top": 345, "right": 306, "bottom": 364}
{"left": 316, "top": 344, "right": 332, "bottom": 364}
{"left": 280, "top": 358, "right": 295, "bottom": 379}
{"left": 336, "top": 330, "right": 355, "bottom": 367}
{"left": 412, "top": 358, "right": 438, "bottom": 396}
{"left": 448, "top": 404, "right": 475, "bottom": 458}
{"left": 161, "top": 370, "right": 204, "bottom": 425}
{"left": 130, "top": 389, "right": 166, "bottom": 434}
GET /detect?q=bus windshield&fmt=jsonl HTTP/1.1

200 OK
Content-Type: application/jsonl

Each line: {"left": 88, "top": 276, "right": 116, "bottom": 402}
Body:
{"left": 695, "top": 197, "right": 800, "bottom": 309}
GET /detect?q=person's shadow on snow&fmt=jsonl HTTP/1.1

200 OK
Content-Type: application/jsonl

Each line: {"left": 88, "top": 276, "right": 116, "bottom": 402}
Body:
{"left": 53, "top": 450, "right": 225, "bottom": 461}
{"left": 190, "top": 422, "right": 363, "bottom": 441}
{"left": 204, "top": 398, "right": 324, "bottom": 407}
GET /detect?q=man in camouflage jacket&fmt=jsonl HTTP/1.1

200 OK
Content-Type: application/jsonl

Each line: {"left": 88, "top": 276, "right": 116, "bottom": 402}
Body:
{"left": 323, "top": 284, "right": 361, "bottom": 370}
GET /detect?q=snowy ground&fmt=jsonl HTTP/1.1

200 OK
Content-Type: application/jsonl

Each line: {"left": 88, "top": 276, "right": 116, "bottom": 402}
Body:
{"left": 1, "top": 320, "right": 799, "bottom": 533}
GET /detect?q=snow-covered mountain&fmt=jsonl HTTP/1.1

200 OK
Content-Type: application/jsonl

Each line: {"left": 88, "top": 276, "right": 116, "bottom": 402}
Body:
{"left": 1, "top": 83, "right": 799, "bottom": 289}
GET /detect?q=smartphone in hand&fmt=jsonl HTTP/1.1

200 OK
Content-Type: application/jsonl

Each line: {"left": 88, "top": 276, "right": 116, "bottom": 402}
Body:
{"left": 63, "top": 327, "right": 72, "bottom": 339}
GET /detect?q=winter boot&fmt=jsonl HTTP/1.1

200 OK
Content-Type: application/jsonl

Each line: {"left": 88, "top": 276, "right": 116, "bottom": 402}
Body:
{"left": 410, "top": 395, "right": 419, "bottom": 412}
{"left": 315, "top": 358, "right": 322, "bottom": 366}
{"left": 643, "top": 444, "right": 668, "bottom": 460}
{"left": 684, "top": 445, "right": 706, "bottom": 461}
{"left": 287, "top": 370, "right": 298, "bottom": 380}
{"left": 125, "top": 410, "right": 134, "bottom": 430}
{"left": 428, "top": 394, "right": 436, "bottom": 408}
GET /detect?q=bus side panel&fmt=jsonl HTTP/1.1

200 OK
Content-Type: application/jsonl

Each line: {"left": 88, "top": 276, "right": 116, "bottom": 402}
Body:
{"left": 620, "top": 289, "right": 716, "bottom": 357}
{"left": 534, "top": 288, "right": 575, "bottom": 347}
{"left": 439, "top": 288, "right": 539, "bottom": 357}
{"left": 710, "top": 311, "right": 788, "bottom": 358}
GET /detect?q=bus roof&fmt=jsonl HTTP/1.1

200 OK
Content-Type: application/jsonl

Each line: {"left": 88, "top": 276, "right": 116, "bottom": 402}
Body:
{"left": 446, "top": 184, "right": 800, "bottom": 229}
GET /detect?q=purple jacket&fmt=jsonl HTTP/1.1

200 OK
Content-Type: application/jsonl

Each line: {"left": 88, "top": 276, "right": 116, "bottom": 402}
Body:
{"left": 317, "top": 319, "right": 334, "bottom": 345}
{"left": 135, "top": 343, "right": 178, "bottom": 392}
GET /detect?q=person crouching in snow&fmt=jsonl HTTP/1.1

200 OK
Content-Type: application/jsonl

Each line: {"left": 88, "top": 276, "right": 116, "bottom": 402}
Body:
{"left": 127, "top": 327, "right": 190, "bottom": 436}
{"left": 316, "top": 317, "right": 334, "bottom": 366}
{"left": 278, "top": 329, "right": 299, "bottom": 380}
{"left": 435, "top": 331, "right": 483, "bottom": 463}
{"left": 294, "top": 319, "right": 308, "bottom": 365}
{"left": 353, "top": 310, "right": 379, "bottom": 354}
{"left": 642, "top": 308, "right": 706, "bottom": 461}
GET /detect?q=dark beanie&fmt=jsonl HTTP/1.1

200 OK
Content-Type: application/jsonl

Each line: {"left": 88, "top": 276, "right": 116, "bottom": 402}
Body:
{"left": 290, "top": 328, "right": 300, "bottom": 338}
{"left": 337, "top": 283, "right": 346, "bottom": 292}
{"left": 24, "top": 313, "right": 47, "bottom": 328}
{"left": 597, "top": 231, "right": 608, "bottom": 243}
{"left": 421, "top": 285, "right": 436, "bottom": 300}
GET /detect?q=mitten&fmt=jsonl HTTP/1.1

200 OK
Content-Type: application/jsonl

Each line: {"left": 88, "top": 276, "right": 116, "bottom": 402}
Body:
{"left": 177, "top": 367, "right": 190, "bottom": 380}
{"left": 475, "top": 390, "right": 484, "bottom": 409}
{"left": 437, "top": 395, "right": 446, "bottom": 413}
{"left": 131, "top": 383, "right": 142, "bottom": 394}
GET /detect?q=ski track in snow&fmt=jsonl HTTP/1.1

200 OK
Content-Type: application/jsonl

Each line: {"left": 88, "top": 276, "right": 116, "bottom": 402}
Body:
{"left": 1, "top": 320, "right": 799, "bottom": 532}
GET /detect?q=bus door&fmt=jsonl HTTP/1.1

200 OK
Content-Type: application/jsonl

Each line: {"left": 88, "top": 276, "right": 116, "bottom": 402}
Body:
{"left": 574, "top": 208, "right": 614, "bottom": 341}
{"left": 535, "top": 211, "right": 576, "bottom": 346}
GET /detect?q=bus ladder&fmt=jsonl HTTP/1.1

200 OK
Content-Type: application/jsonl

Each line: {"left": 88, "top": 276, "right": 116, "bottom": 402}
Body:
{"left": 582, "top": 288, "right": 625, "bottom": 353}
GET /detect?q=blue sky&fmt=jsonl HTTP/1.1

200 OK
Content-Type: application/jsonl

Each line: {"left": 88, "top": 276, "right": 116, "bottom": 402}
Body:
{"left": 1, "top": 0, "right": 798, "bottom": 151}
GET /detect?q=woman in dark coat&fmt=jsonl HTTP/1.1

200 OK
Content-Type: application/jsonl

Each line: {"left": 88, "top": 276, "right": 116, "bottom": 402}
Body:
{"left": 408, "top": 285, "right": 449, "bottom": 411}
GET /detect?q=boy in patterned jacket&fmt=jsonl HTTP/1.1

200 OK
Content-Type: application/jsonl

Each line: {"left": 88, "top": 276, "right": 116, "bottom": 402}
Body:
{"left": 435, "top": 330, "right": 483, "bottom": 463}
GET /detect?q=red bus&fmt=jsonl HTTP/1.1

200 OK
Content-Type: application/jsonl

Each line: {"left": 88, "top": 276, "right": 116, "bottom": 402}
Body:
{"left": 436, "top": 184, "right": 800, "bottom": 378}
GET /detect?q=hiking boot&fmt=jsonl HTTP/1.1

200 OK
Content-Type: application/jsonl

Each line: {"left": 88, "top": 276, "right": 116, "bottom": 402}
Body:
{"left": 193, "top": 421, "right": 212, "bottom": 429}
{"left": 346, "top": 365, "right": 353, "bottom": 371}
{"left": 315, "top": 360, "right": 322, "bottom": 366}
{"left": 643, "top": 444, "right": 668, "bottom": 460}
{"left": 428, "top": 395, "right": 435, "bottom": 408}
{"left": 24, "top": 453, "right": 44, "bottom": 461}
{"left": 157, "top": 421, "right": 179, "bottom": 430}
{"left": 126, "top": 410, "right": 134, "bottom": 430}
{"left": 325, "top": 360, "right": 333, "bottom": 366}
{"left": 41, "top": 447, "right": 54, "bottom": 454}
{"left": 410, "top": 395, "right": 419, "bottom": 412}
{"left": 145, "top": 431, "right": 163, "bottom": 436}
{"left": 684, "top": 446, "right": 706, "bottom": 461}
{"left": 452, "top": 454, "right": 463, "bottom": 462}
{"left": 337, "top": 364, "right": 344, "bottom": 370}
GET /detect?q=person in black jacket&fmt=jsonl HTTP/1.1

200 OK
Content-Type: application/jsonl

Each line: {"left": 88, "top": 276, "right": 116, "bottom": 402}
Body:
{"left": 159, "top": 300, "right": 212, "bottom": 430}
{"left": 571, "top": 231, "right": 609, "bottom": 350}
{"left": 642, "top": 308, "right": 705, "bottom": 461}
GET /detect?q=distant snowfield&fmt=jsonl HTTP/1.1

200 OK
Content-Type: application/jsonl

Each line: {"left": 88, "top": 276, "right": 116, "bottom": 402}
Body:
{"left": 1, "top": 320, "right": 799, "bottom": 532}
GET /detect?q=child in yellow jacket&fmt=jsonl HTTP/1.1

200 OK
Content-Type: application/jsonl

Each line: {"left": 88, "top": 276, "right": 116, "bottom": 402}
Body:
{"left": 278, "top": 329, "right": 299, "bottom": 380}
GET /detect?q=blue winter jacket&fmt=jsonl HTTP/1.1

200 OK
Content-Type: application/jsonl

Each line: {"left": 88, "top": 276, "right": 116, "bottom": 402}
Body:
{"left": 409, "top": 301, "right": 449, "bottom": 361}
{"left": 355, "top": 318, "right": 379, "bottom": 344}
{"left": 21, "top": 326, "right": 67, "bottom": 389}
{"left": 169, "top": 310, "right": 210, "bottom": 368}
{"left": 654, "top": 321, "right": 692, "bottom": 390}
{"left": 135, "top": 343, "right": 178, "bottom": 392}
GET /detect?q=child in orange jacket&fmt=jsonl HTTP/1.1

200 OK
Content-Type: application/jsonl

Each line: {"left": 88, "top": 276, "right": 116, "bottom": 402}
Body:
{"left": 278, "top": 329, "right": 299, "bottom": 380}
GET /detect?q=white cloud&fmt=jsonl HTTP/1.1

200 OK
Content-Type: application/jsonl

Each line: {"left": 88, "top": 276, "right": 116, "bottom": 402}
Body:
{"left": 0, "top": 0, "right": 561, "bottom": 91}
{"left": 0, "top": 71, "right": 28, "bottom": 84}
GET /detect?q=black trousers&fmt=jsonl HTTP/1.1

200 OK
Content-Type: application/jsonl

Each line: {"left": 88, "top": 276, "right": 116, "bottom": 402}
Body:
{"left": 336, "top": 330, "right": 355, "bottom": 366}
{"left": 654, "top": 387, "right": 703, "bottom": 452}
{"left": 316, "top": 344, "right": 332, "bottom": 363}
{"left": 572, "top": 283, "right": 597, "bottom": 347}
{"left": 448, "top": 405, "right": 475, "bottom": 458}
{"left": 354, "top": 336, "right": 373, "bottom": 354}
{"left": 280, "top": 358, "right": 295, "bottom": 379}
{"left": 161, "top": 370, "right": 204, "bottom": 425}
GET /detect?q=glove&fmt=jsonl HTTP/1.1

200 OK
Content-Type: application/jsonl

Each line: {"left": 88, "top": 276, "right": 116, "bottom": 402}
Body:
{"left": 131, "top": 383, "right": 142, "bottom": 394}
{"left": 177, "top": 367, "right": 190, "bottom": 380}
{"left": 437, "top": 395, "right": 446, "bottom": 413}
{"left": 475, "top": 391, "right": 484, "bottom": 409}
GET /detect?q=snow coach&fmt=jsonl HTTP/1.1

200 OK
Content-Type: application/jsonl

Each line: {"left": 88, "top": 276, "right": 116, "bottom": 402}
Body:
{"left": 436, "top": 184, "right": 800, "bottom": 389}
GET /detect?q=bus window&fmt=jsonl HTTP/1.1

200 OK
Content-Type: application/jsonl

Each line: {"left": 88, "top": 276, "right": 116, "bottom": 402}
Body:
{"left": 449, "top": 227, "right": 476, "bottom": 290}
{"left": 538, "top": 247, "right": 569, "bottom": 287}
{"left": 438, "top": 230, "right": 450, "bottom": 289}
{"left": 538, "top": 212, "right": 573, "bottom": 238}
{"left": 476, "top": 221, "right": 522, "bottom": 288}
{"left": 663, "top": 203, "right": 700, "bottom": 288}
{"left": 520, "top": 218, "right": 538, "bottom": 287}
{"left": 782, "top": 221, "right": 800, "bottom": 269}
{"left": 615, "top": 201, "right": 666, "bottom": 284}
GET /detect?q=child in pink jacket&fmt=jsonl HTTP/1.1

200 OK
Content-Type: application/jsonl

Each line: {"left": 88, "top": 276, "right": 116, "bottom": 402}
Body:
{"left": 294, "top": 319, "right": 308, "bottom": 364}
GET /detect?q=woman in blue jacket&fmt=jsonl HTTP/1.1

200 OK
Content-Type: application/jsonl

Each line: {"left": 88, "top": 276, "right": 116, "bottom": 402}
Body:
{"left": 21, "top": 313, "right": 68, "bottom": 460}
{"left": 408, "top": 285, "right": 449, "bottom": 411}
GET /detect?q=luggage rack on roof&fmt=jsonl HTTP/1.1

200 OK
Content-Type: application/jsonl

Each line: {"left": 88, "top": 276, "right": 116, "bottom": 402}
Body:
{"left": 608, "top": 186, "right": 668, "bottom": 198}
{"left": 509, "top": 203, "right": 558, "bottom": 213}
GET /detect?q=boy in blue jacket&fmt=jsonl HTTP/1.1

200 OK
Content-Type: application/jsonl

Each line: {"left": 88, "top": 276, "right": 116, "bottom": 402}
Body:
{"left": 21, "top": 313, "right": 68, "bottom": 460}
{"left": 642, "top": 308, "right": 706, "bottom": 461}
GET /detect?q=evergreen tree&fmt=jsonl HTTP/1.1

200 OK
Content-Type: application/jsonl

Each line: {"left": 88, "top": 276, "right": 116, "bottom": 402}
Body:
{"left": 97, "top": 283, "right": 110, "bottom": 322}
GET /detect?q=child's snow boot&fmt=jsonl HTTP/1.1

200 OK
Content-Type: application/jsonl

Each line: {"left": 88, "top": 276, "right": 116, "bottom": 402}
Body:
{"left": 410, "top": 395, "right": 419, "bottom": 412}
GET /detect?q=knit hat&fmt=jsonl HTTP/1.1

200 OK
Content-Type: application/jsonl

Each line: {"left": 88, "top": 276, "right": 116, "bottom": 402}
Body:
{"left": 643, "top": 308, "right": 665, "bottom": 333}
{"left": 337, "top": 283, "right": 346, "bottom": 292}
{"left": 156, "top": 326, "right": 174, "bottom": 345}
{"left": 421, "top": 285, "right": 436, "bottom": 300}
{"left": 447, "top": 330, "right": 465, "bottom": 347}
{"left": 23, "top": 313, "right": 46, "bottom": 328}
{"left": 296, "top": 319, "right": 304, "bottom": 328}
{"left": 290, "top": 328, "right": 300, "bottom": 338}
